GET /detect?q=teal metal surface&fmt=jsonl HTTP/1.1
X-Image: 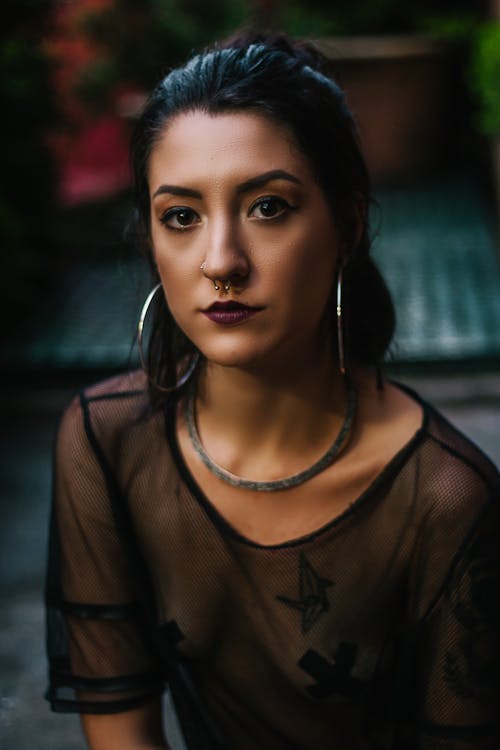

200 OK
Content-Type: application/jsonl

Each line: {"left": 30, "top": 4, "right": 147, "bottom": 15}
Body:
{"left": 6, "top": 177, "right": 500, "bottom": 369}
{"left": 10, "top": 261, "right": 150, "bottom": 369}
{"left": 373, "top": 177, "right": 500, "bottom": 362}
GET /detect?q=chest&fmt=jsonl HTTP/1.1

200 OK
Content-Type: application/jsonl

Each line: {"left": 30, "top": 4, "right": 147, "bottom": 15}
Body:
{"left": 128, "top": 467, "right": 416, "bottom": 704}
{"left": 176, "top": 424, "right": 390, "bottom": 547}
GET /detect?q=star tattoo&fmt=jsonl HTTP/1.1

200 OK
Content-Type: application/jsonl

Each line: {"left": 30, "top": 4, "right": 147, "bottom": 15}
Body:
{"left": 277, "top": 552, "right": 334, "bottom": 633}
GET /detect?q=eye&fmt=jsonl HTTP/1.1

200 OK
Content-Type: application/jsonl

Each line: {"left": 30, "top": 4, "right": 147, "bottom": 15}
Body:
{"left": 248, "top": 196, "right": 296, "bottom": 220}
{"left": 160, "top": 206, "right": 200, "bottom": 231}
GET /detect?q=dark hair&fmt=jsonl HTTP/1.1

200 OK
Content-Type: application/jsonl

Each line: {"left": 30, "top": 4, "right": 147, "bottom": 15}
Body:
{"left": 131, "top": 33, "right": 395, "bottom": 401}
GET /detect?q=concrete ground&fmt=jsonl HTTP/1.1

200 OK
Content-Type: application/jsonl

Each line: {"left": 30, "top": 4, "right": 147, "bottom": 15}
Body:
{"left": 1, "top": 371, "right": 499, "bottom": 750}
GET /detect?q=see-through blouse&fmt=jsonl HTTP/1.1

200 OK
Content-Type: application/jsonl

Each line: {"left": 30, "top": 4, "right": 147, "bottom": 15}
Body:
{"left": 45, "top": 371, "right": 500, "bottom": 749}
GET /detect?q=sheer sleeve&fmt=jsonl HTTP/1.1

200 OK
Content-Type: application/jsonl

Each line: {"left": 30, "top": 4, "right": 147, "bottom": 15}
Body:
{"left": 416, "top": 497, "right": 500, "bottom": 749}
{"left": 45, "top": 394, "right": 165, "bottom": 714}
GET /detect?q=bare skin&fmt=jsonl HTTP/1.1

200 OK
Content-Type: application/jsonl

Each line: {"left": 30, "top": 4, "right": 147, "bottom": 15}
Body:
{"left": 148, "top": 112, "right": 341, "bottom": 371}
{"left": 177, "top": 364, "right": 422, "bottom": 546}
{"left": 81, "top": 699, "right": 168, "bottom": 749}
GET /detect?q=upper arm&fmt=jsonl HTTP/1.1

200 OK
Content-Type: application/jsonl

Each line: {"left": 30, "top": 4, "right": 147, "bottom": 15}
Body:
{"left": 81, "top": 697, "right": 168, "bottom": 750}
{"left": 46, "top": 395, "right": 165, "bottom": 714}
{"left": 416, "top": 499, "right": 500, "bottom": 748}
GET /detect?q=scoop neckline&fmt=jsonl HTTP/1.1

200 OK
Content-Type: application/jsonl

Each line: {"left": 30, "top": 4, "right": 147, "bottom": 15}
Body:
{"left": 163, "top": 381, "right": 429, "bottom": 550}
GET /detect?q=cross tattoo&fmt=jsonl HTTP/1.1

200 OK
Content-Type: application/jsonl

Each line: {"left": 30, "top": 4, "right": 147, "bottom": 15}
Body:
{"left": 299, "top": 642, "right": 364, "bottom": 699}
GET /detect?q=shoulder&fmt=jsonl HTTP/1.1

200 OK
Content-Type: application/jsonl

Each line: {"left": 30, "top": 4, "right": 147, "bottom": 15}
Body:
{"left": 414, "top": 390, "right": 499, "bottom": 501}
{"left": 62, "top": 368, "right": 149, "bottom": 423}
{"left": 82, "top": 368, "right": 148, "bottom": 404}
{"left": 385, "top": 380, "right": 499, "bottom": 493}
{"left": 56, "top": 370, "right": 152, "bottom": 465}
{"left": 383, "top": 380, "right": 499, "bottom": 546}
{"left": 417, "top": 395, "right": 499, "bottom": 539}
{"left": 340, "top": 374, "right": 497, "bottom": 523}
{"left": 392, "top": 385, "right": 500, "bottom": 615}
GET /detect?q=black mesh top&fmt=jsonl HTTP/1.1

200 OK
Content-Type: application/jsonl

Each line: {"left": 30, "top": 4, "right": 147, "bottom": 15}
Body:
{"left": 45, "top": 371, "right": 500, "bottom": 749}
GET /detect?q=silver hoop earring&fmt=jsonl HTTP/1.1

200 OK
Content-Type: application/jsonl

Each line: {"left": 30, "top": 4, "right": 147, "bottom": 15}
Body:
{"left": 336, "top": 267, "right": 346, "bottom": 376}
{"left": 137, "top": 283, "right": 199, "bottom": 392}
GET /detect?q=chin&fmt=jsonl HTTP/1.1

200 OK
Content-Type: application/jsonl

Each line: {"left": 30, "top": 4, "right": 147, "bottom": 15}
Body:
{"left": 196, "top": 338, "right": 278, "bottom": 370}
{"left": 201, "top": 348, "right": 264, "bottom": 369}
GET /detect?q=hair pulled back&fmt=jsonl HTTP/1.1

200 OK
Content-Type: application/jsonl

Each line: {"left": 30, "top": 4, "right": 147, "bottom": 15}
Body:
{"left": 131, "top": 33, "right": 395, "bottom": 400}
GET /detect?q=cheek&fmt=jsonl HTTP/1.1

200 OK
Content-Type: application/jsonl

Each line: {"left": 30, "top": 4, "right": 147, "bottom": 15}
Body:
{"left": 162, "top": 273, "right": 192, "bottom": 317}
{"left": 160, "top": 282, "right": 195, "bottom": 341}
{"left": 152, "top": 237, "right": 192, "bottom": 286}
{"left": 152, "top": 259, "right": 193, "bottom": 328}
{"left": 276, "top": 234, "right": 337, "bottom": 301}
{"left": 280, "top": 240, "right": 337, "bottom": 328}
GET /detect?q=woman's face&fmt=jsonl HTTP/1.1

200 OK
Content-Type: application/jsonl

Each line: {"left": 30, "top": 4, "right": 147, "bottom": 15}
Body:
{"left": 148, "top": 110, "right": 343, "bottom": 371}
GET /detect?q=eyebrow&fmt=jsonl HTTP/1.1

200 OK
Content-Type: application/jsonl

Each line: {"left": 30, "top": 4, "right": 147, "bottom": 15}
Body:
{"left": 152, "top": 185, "right": 201, "bottom": 199}
{"left": 236, "top": 169, "right": 302, "bottom": 194}
{"left": 152, "top": 169, "right": 302, "bottom": 200}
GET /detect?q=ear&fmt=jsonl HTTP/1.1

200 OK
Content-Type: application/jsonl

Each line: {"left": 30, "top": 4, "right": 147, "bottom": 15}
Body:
{"left": 350, "top": 192, "right": 367, "bottom": 254}
{"left": 336, "top": 194, "right": 366, "bottom": 270}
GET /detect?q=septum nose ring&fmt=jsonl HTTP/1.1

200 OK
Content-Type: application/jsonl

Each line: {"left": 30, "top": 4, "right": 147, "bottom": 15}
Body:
{"left": 199, "top": 263, "right": 231, "bottom": 292}
{"left": 213, "top": 280, "right": 231, "bottom": 292}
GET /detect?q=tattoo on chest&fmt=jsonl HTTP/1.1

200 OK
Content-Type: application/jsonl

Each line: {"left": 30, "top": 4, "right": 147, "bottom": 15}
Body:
{"left": 276, "top": 552, "right": 334, "bottom": 633}
{"left": 299, "top": 643, "right": 365, "bottom": 699}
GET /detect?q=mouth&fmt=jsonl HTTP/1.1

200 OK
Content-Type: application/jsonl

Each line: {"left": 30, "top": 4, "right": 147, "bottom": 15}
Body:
{"left": 202, "top": 301, "right": 263, "bottom": 325}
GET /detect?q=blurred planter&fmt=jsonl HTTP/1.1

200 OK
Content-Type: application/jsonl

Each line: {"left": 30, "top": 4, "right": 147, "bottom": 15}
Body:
{"left": 313, "top": 36, "right": 459, "bottom": 185}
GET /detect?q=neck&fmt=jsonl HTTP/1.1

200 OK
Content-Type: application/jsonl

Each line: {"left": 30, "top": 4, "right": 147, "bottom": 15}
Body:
{"left": 194, "top": 348, "right": 348, "bottom": 455}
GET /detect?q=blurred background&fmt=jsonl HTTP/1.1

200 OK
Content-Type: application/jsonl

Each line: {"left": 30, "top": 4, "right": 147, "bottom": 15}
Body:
{"left": 1, "top": 1, "right": 500, "bottom": 747}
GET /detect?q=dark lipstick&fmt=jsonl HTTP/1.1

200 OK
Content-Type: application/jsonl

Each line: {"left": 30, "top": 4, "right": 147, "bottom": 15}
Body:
{"left": 203, "top": 301, "right": 262, "bottom": 325}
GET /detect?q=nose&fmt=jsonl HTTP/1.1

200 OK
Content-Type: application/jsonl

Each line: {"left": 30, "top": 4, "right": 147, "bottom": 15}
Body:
{"left": 200, "top": 217, "right": 250, "bottom": 286}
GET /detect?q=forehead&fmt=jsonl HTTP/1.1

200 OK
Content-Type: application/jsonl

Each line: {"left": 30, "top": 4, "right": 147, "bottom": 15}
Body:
{"left": 147, "top": 110, "right": 314, "bottom": 189}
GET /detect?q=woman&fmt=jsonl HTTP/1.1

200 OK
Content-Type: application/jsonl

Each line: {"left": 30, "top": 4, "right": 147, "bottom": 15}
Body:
{"left": 45, "top": 34, "right": 500, "bottom": 749}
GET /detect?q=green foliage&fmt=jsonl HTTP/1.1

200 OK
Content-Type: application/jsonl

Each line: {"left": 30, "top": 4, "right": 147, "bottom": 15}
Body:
{"left": 416, "top": 11, "right": 479, "bottom": 41}
{"left": 470, "top": 22, "right": 500, "bottom": 135}
{"left": 280, "top": 4, "right": 342, "bottom": 37}
{"left": 279, "top": 0, "right": 480, "bottom": 38}
{"left": 75, "top": 0, "right": 251, "bottom": 109}
{"left": 415, "top": 13, "right": 500, "bottom": 136}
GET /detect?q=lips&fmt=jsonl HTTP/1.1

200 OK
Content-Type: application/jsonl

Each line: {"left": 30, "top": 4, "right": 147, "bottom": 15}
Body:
{"left": 202, "top": 301, "right": 263, "bottom": 325}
